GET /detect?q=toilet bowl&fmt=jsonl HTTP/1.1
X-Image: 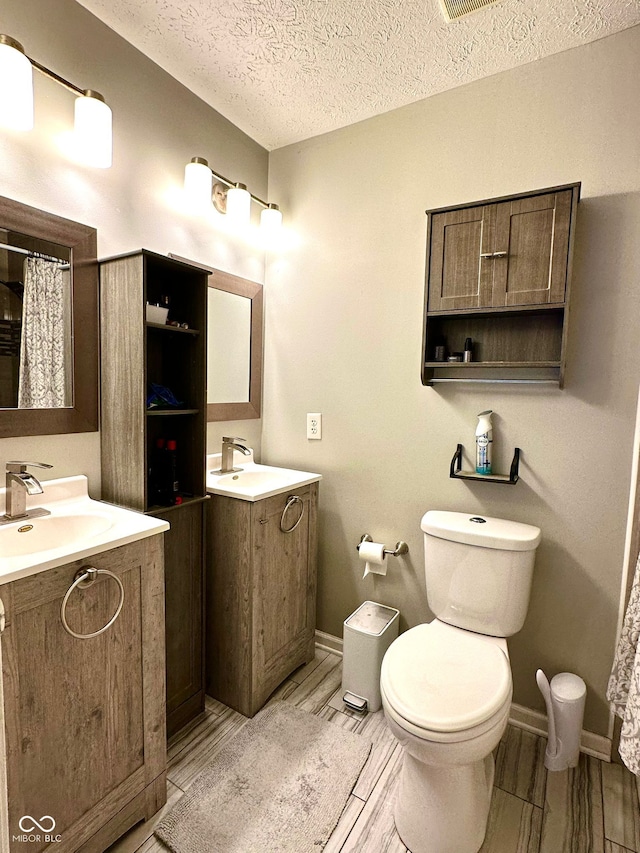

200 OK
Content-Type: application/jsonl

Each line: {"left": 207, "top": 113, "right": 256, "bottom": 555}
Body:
{"left": 381, "top": 620, "right": 512, "bottom": 853}
{"left": 381, "top": 510, "right": 541, "bottom": 853}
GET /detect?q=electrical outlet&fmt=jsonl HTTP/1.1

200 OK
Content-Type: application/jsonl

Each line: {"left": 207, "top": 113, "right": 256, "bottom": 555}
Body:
{"left": 307, "top": 413, "right": 322, "bottom": 440}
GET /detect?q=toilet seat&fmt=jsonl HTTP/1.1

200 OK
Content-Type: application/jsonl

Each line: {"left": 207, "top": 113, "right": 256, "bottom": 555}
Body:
{"left": 381, "top": 621, "right": 511, "bottom": 738}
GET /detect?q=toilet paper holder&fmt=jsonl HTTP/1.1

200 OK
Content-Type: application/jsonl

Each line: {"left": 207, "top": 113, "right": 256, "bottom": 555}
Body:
{"left": 357, "top": 533, "right": 409, "bottom": 557}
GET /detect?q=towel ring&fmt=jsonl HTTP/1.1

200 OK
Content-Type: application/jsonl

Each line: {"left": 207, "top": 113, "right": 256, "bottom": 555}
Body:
{"left": 280, "top": 495, "right": 304, "bottom": 533}
{"left": 61, "top": 566, "right": 125, "bottom": 639}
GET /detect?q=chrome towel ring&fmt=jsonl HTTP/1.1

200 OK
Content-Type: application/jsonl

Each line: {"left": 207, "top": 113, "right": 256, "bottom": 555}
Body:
{"left": 280, "top": 495, "right": 304, "bottom": 533}
{"left": 61, "top": 566, "right": 125, "bottom": 639}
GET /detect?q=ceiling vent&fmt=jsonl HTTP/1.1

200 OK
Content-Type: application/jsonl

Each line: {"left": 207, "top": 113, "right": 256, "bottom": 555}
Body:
{"left": 439, "top": 0, "right": 501, "bottom": 21}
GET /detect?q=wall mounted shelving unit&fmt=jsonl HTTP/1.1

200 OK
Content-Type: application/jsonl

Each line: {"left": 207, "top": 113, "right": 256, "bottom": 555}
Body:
{"left": 422, "top": 183, "right": 580, "bottom": 387}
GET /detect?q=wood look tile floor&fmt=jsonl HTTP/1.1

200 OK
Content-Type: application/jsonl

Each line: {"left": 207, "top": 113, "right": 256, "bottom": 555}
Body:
{"left": 107, "top": 649, "right": 640, "bottom": 853}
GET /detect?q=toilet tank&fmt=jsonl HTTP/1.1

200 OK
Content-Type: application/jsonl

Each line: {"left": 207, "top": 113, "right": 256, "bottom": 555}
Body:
{"left": 421, "top": 511, "right": 541, "bottom": 638}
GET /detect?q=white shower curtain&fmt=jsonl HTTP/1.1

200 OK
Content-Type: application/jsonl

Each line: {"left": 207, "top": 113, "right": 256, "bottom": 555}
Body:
{"left": 18, "top": 256, "right": 70, "bottom": 409}
{"left": 607, "top": 550, "right": 640, "bottom": 774}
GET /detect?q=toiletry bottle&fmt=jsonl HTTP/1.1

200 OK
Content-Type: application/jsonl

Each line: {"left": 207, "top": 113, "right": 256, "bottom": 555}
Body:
{"left": 475, "top": 410, "right": 493, "bottom": 475}
{"left": 463, "top": 337, "right": 473, "bottom": 363}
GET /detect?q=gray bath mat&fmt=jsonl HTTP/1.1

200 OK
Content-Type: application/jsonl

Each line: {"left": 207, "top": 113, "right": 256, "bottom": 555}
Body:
{"left": 155, "top": 701, "right": 372, "bottom": 853}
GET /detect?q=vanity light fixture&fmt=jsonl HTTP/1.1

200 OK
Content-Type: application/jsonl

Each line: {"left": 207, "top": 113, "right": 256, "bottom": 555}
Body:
{"left": 73, "top": 90, "right": 112, "bottom": 169}
{"left": 184, "top": 157, "right": 214, "bottom": 213}
{"left": 225, "top": 183, "right": 251, "bottom": 226}
{"left": 184, "top": 157, "right": 282, "bottom": 232}
{"left": 0, "top": 33, "right": 113, "bottom": 168}
{"left": 260, "top": 203, "right": 283, "bottom": 235}
{"left": 0, "top": 35, "right": 33, "bottom": 130}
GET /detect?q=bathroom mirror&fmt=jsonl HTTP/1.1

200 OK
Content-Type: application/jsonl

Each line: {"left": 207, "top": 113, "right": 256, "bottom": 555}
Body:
{"left": 169, "top": 256, "right": 263, "bottom": 420}
{"left": 0, "top": 195, "right": 98, "bottom": 438}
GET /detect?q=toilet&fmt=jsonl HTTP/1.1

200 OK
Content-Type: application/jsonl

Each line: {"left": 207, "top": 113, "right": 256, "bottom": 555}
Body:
{"left": 380, "top": 510, "right": 541, "bottom": 853}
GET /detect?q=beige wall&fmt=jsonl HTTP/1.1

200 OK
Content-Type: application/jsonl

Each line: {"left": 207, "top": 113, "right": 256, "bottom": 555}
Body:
{"left": 264, "top": 26, "right": 640, "bottom": 736}
{"left": 3, "top": 0, "right": 639, "bottom": 738}
{"left": 0, "top": 0, "right": 268, "bottom": 491}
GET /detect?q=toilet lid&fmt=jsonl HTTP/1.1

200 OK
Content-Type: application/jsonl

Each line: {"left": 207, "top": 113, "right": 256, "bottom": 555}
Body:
{"left": 381, "top": 622, "right": 511, "bottom": 733}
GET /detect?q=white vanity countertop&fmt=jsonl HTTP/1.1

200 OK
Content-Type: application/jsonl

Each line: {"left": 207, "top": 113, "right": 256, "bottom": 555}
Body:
{"left": 206, "top": 450, "right": 322, "bottom": 502}
{"left": 0, "top": 475, "right": 169, "bottom": 585}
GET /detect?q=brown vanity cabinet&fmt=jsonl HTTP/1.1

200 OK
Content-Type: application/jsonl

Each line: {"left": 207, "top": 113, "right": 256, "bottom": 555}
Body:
{"left": 99, "top": 250, "right": 208, "bottom": 737}
{"left": 154, "top": 500, "right": 205, "bottom": 736}
{"left": 206, "top": 483, "right": 318, "bottom": 717}
{"left": 423, "top": 183, "right": 580, "bottom": 386}
{"left": 0, "top": 537, "right": 166, "bottom": 853}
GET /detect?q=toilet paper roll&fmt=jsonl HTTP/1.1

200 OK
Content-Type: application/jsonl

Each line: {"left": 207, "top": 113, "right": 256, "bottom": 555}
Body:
{"left": 359, "top": 541, "right": 387, "bottom": 579}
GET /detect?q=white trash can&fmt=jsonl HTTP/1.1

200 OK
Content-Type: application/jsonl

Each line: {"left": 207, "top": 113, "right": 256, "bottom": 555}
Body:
{"left": 342, "top": 601, "right": 399, "bottom": 713}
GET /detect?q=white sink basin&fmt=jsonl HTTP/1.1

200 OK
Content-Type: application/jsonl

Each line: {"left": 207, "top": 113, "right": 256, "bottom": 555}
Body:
{"left": 0, "top": 475, "right": 169, "bottom": 584}
{"left": 0, "top": 511, "right": 114, "bottom": 558}
{"left": 206, "top": 451, "right": 321, "bottom": 501}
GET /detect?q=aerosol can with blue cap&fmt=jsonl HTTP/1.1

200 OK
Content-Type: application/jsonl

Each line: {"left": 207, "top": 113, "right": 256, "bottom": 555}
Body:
{"left": 475, "top": 410, "right": 493, "bottom": 475}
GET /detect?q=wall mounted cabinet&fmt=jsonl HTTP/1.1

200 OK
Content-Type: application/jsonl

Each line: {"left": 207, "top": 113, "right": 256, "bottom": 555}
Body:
{"left": 422, "top": 183, "right": 580, "bottom": 386}
{"left": 100, "top": 250, "right": 208, "bottom": 737}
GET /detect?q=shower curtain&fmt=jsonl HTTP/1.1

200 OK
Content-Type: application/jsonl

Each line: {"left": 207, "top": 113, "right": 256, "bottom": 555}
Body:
{"left": 18, "top": 256, "right": 70, "bottom": 409}
{"left": 607, "top": 550, "right": 640, "bottom": 774}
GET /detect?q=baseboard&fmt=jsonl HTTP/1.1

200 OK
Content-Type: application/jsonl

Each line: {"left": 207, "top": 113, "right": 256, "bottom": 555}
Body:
{"left": 315, "top": 630, "right": 343, "bottom": 656}
{"left": 316, "top": 630, "right": 612, "bottom": 761}
{"left": 509, "top": 702, "right": 612, "bottom": 762}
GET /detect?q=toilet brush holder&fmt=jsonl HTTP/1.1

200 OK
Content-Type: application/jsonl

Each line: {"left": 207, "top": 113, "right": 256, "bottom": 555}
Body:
{"left": 536, "top": 669, "right": 586, "bottom": 771}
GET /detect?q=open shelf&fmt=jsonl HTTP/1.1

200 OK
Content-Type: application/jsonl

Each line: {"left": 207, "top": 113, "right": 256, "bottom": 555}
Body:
{"left": 146, "top": 408, "right": 199, "bottom": 416}
{"left": 145, "top": 494, "right": 209, "bottom": 515}
{"left": 425, "top": 366, "right": 561, "bottom": 384}
{"left": 424, "top": 361, "right": 561, "bottom": 368}
{"left": 450, "top": 444, "right": 520, "bottom": 485}
{"left": 146, "top": 321, "right": 200, "bottom": 336}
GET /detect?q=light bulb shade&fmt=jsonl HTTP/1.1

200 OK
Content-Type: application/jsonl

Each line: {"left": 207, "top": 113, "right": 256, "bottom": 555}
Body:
{"left": 260, "top": 204, "right": 282, "bottom": 234}
{"left": 74, "top": 90, "right": 112, "bottom": 168}
{"left": 226, "top": 183, "right": 251, "bottom": 225}
{"left": 0, "top": 36, "right": 33, "bottom": 131}
{"left": 184, "top": 157, "right": 213, "bottom": 212}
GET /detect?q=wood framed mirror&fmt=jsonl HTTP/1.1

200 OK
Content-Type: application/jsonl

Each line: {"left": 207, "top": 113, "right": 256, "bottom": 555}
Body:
{"left": 169, "top": 256, "right": 263, "bottom": 421}
{"left": 0, "top": 195, "right": 98, "bottom": 437}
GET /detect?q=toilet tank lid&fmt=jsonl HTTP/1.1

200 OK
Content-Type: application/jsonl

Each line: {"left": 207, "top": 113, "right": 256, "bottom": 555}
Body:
{"left": 421, "top": 511, "right": 541, "bottom": 552}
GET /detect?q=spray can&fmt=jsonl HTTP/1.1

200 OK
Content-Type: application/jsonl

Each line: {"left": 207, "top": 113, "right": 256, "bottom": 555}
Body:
{"left": 475, "top": 410, "right": 493, "bottom": 475}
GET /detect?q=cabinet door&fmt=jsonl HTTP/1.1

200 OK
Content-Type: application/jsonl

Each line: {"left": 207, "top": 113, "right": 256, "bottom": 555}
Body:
{"left": 0, "top": 538, "right": 166, "bottom": 853}
{"left": 251, "top": 484, "right": 317, "bottom": 710}
{"left": 492, "top": 189, "right": 572, "bottom": 307}
{"left": 158, "top": 501, "right": 205, "bottom": 738}
{"left": 427, "top": 205, "right": 495, "bottom": 311}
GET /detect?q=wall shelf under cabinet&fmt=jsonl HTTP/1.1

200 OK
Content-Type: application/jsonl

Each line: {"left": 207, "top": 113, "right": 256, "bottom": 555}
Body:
{"left": 450, "top": 444, "right": 520, "bottom": 485}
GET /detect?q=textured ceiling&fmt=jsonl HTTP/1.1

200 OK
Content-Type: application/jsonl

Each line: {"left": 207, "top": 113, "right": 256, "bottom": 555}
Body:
{"left": 75, "top": 0, "right": 640, "bottom": 150}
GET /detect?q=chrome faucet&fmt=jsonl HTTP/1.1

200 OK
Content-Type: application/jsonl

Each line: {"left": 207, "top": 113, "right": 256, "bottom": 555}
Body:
{"left": 217, "top": 437, "right": 251, "bottom": 474}
{"left": 3, "top": 461, "right": 53, "bottom": 522}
